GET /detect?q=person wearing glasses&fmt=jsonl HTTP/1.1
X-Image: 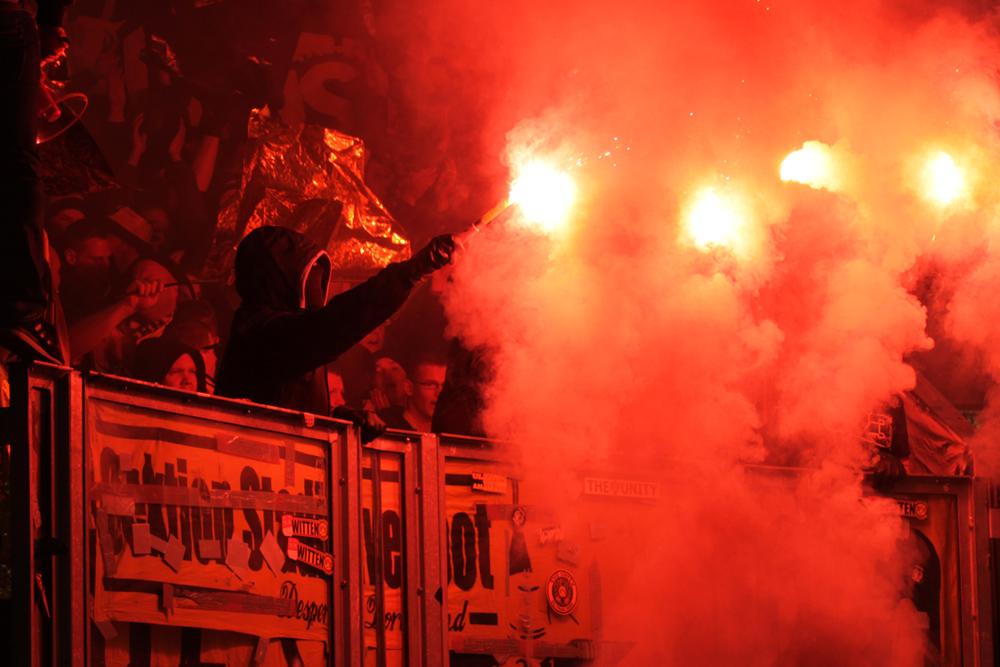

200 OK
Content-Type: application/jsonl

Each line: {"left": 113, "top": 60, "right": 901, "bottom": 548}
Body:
{"left": 378, "top": 355, "right": 447, "bottom": 433}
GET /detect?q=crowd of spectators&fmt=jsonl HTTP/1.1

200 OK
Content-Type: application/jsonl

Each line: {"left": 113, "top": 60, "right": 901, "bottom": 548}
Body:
{"left": 0, "top": 0, "right": 488, "bottom": 439}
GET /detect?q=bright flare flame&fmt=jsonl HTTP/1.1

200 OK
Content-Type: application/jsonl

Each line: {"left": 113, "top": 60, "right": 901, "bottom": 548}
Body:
{"left": 925, "top": 152, "right": 963, "bottom": 205}
{"left": 687, "top": 190, "right": 743, "bottom": 249}
{"left": 509, "top": 161, "right": 576, "bottom": 232}
{"left": 780, "top": 143, "right": 831, "bottom": 188}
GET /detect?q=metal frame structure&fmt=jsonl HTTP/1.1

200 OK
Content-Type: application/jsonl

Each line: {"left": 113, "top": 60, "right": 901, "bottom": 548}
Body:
{"left": 3, "top": 364, "right": 453, "bottom": 667}
{"left": 81, "top": 376, "right": 360, "bottom": 664}
{"left": 744, "top": 465, "right": 996, "bottom": 667}
{"left": 871, "top": 474, "right": 994, "bottom": 666}
{"left": 3, "top": 363, "right": 999, "bottom": 666}
{"left": 7, "top": 363, "right": 85, "bottom": 666}
{"left": 362, "top": 429, "right": 448, "bottom": 666}
{"left": 4, "top": 363, "right": 367, "bottom": 666}
{"left": 437, "top": 433, "right": 517, "bottom": 663}
{"left": 81, "top": 370, "right": 360, "bottom": 665}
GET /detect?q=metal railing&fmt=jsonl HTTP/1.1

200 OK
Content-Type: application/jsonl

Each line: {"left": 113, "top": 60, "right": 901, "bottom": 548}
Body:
{"left": 2, "top": 363, "right": 997, "bottom": 666}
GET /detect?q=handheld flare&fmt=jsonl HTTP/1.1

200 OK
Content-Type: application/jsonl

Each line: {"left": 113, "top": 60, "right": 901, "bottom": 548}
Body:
{"left": 456, "top": 197, "right": 512, "bottom": 248}
{"left": 781, "top": 143, "right": 831, "bottom": 188}
{"left": 925, "top": 152, "right": 963, "bottom": 205}
{"left": 686, "top": 189, "right": 743, "bottom": 250}
{"left": 509, "top": 161, "right": 576, "bottom": 232}
{"left": 457, "top": 161, "right": 577, "bottom": 248}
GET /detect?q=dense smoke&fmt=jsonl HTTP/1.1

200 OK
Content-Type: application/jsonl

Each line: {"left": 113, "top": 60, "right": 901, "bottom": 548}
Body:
{"left": 381, "top": 0, "right": 1000, "bottom": 663}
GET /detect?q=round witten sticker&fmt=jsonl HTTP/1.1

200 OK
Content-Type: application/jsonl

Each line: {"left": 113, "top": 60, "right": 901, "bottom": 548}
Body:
{"left": 322, "top": 554, "right": 334, "bottom": 574}
{"left": 546, "top": 570, "right": 579, "bottom": 615}
{"left": 318, "top": 520, "right": 329, "bottom": 540}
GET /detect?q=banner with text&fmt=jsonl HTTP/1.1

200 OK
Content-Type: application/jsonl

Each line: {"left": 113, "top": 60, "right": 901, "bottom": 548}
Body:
{"left": 361, "top": 450, "right": 406, "bottom": 666}
{"left": 445, "top": 458, "right": 594, "bottom": 660}
{"left": 88, "top": 398, "right": 335, "bottom": 644}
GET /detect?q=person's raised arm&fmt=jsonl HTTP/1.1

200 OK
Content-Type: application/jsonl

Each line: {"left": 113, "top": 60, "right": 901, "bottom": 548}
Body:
{"left": 68, "top": 279, "right": 163, "bottom": 362}
{"left": 243, "top": 235, "right": 456, "bottom": 380}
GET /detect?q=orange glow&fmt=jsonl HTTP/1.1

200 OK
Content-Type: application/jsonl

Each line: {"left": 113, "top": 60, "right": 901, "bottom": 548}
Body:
{"left": 509, "top": 161, "right": 577, "bottom": 232}
{"left": 780, "top": 142, "right": 831, "bottom": 188}
{"left": 686, "top": 190, "right": 743, "bottom": 249}
{"left": 924, "top": 152, "right": 963, "bottom": 205}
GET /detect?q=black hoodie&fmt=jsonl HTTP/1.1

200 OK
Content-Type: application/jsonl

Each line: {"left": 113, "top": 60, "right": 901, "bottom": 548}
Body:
{"left": 214, "top": 226, "right": 417, "bottom": 414}
{"left": 133, "top": 337, "right": 208, "bottom": 393}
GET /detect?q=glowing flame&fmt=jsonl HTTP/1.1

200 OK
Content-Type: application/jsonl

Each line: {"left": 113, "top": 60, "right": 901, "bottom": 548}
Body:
{"left": 509, "top": 161, "right": 577, "bottom": 232}
{"left": 925, "top": 152, "right": 963, "bottom": 205}
{"left": 687, "top": 190, "right": 743, "bottom": 249}
{"left": 781, "top": 143, "right": 831, "bottom": 187}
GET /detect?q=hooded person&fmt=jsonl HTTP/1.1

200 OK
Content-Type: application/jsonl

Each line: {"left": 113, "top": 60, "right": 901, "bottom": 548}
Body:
{"left": 162, "top": 302, "right": 221, "bottom": 393}
{"left": 214, "top": 226, "right": 455, "bottom": 440}
{"left": 133, "top": 336, "right": 207, "bottom": 393}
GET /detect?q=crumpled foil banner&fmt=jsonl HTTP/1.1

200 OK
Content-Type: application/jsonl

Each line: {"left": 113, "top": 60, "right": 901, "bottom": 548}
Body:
{"left": 208, "top": 108, "right": 410, "bottom": 278}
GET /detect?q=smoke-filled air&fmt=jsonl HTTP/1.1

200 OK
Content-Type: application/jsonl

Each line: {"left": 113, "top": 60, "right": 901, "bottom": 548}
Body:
{"left": 382, "top": 0, "right": 1000, "bottom": 664}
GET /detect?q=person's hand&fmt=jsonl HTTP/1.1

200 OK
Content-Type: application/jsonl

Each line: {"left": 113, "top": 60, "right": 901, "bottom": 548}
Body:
{"left": 128, "top": 113, "right": 147, "bottom": 166}
{"left": 123, "top": 279, "right": 163, "bottom": 312}
{"left": 870, "top": 450, "right": 907, "bottom": 492}
{"left": 168, "top": 119, "right": 186, "bottom": 162}
{"left": 357, "top": 410, "right": 387, "bottom": 443}
{"left": 107, "top": 67, "right": 126, "bottom": 122}
{"left": 39, "top": 27, "right": 69, "bottom": 65}
{"left": 366, "top": 387, "right": 391, "bottom": 411}
{"left": 332, "top": 406, "right": 387, "bottom": 444}
{"left": 405, "top": 234, "right": 455, "bottom": 281}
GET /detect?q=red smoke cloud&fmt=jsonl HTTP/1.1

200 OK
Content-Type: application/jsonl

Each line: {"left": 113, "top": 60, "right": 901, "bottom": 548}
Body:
{"left": 381, "top": 0, "right": 1000, "bottom": 662}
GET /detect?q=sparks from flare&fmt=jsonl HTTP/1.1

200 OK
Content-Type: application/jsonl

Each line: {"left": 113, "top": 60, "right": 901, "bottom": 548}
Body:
{"left": 686, "top": 189, "right": 743, "bottom": 249}
{"left": 509, "top": 161, "right": 577, "bottom": 232}
{"left": 925, "top": 152, "right": 963, "bottom": 205}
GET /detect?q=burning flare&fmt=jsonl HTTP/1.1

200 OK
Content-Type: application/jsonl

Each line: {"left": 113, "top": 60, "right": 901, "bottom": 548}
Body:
{"left": 924, "top": 151, "right": 963, "bottom": 205}
{"left": 686, "top": 189, "right": 743, "bottom": 249}
{"left": 455, "top": 161, "right": 577, "bottom": 249}
{"left": 509, "top": 161, "right": 577, "bottom": 232}
{"left": 780, "top": 141, "right": 837, "bottom": 190}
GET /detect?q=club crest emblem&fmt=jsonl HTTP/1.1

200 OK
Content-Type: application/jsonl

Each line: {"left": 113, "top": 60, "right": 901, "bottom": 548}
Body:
{"left": 546, "top": 570, "right": 578, "bottom": 615}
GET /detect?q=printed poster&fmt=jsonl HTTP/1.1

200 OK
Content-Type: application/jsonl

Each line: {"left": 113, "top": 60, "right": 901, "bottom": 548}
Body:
{"left": 361, "top": 450, "right": 406, "bottom": 666}
{"left": 88, "top": 399, "right": 334, "bottom": 646}
{"left": 445, "top": 458, "right": 594, "bottom": 660}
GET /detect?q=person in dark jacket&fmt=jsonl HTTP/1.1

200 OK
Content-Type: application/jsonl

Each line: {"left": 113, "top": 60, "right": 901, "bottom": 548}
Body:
{"left": 0, "top": 0, "right": 73, "bottom": 364}
{"left": 215, "top": 226, "right": 455, "bottom": 435}
{"left": 432, "top": 340, "right": 491, "bottom": 438}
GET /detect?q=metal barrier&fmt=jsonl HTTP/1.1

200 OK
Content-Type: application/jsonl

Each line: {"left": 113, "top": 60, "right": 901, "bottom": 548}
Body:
{"left": 742, "top": 466, "right": 995, "bottom": 667}
{"left": 6, "top": 363, "right": 85, "bottom": 666}
{"left": 5, "top": 364, "right": 376, "bottom": 666}
{"left": 2, "top": 363, "right": 998, "bottom": 666}
{"left": 361, "top": 428, "right": 445, "bottom": 666}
